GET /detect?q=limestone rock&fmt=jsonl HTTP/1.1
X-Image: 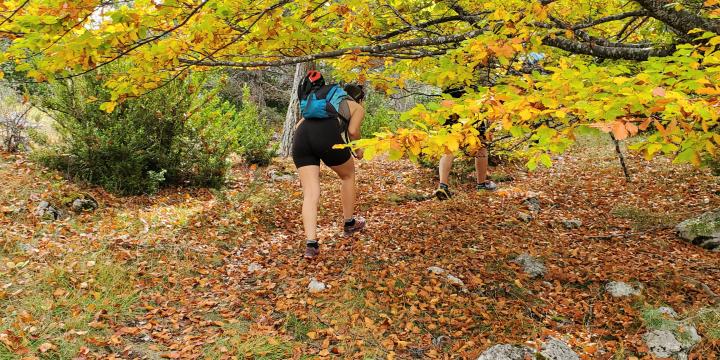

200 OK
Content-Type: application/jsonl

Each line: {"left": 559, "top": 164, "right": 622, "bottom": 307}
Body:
{"left": 34, "top": 201, "right": 61, "bottom": 221}
{"left": 643, "top": 327, "right": 701, "bottom": 360}
{"left": 605, "top": 281, "right": 642, "bottom": 297}
{"left": 476, "top": 344, "right": 535, "bottom": 360}
{"left": 675, "top": 210, "right": 720, "bottom": 251}
{"left": 308, "top": 278, "right": 326, "bottom": 293}
{"left": 561, "top": 219, "right": 582, "bottom": 229}
{"left": 540, "top": 338, "right": 580, "bottom": 360}
{"left": 446, "top": 274, "right": 465, "bottom": 287}
{"left": 523, "top": 195, "right": 541, "bottom": 212}
{"left": 71, "top": 196, "right": 98, "bottom": 213}
{"left": 427, "top": 266, "right": 446, "bottom": 275}
{"left": 513, "top": 253, "right": 546, "bottom": 278}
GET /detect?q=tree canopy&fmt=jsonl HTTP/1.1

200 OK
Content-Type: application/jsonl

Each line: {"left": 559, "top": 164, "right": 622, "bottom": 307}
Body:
{"left": 2, "top": 0, "right": 720, "bottom": 167}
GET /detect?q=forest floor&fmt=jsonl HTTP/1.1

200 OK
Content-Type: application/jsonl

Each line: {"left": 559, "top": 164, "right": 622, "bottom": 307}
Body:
{"left": 1, "top": 135, "right": 719, "bottom": 359}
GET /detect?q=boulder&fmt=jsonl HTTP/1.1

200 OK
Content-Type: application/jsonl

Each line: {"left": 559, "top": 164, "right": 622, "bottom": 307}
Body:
{"left": 605, "top": 281, "right": 642, "bottom": 297}
{"left": 540, "top": 337, "right": 580, "bottom": 360}
{"left": 675, "top": 210, "right": 720, "bottom": 251}
{"left": 476, "top": 344, "right": 535, "bottom": 360}
{"left": 513, "top": 253, "right": 546, "bottom": 278}
{"left": 643, "top": 327, "right": 701, "bottom": 360}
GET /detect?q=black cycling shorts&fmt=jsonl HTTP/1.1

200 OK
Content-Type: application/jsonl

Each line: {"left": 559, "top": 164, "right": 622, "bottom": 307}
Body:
{"left": 292, "top": 118, "right": 352, "bottom": 168}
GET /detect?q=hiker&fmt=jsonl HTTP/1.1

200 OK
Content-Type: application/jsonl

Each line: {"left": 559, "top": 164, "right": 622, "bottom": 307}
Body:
{"left": 434, "top": 88, "right": 497, "bottom": 200}
{"left": 292, "top": 71, "right": 367, "bottom": 259}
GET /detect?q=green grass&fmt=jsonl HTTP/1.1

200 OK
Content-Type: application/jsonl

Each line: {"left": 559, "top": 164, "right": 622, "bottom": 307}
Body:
{"left": 0, "top": 255, "right": 138, "bottom": 358}
{"left": 611, "top": 205, "right": 678, "bottom": 231}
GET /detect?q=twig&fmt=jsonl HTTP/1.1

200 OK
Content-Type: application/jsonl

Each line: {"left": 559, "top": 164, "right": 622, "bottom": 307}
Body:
{"left": 609, "top": 133, "right": 631, "bottom": 182}
{"left": 684, "top": 277, "right": 720, "bottom": 305}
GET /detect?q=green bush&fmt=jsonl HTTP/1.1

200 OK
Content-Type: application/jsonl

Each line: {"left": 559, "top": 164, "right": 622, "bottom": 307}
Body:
{"left": 361, "top": 91, "right": 407, "bottom": 137}
{"left": 33, "top": 68, "right": 254, "bottom": 195}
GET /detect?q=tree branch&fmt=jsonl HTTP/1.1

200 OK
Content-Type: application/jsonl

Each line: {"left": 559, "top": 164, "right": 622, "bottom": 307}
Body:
{"left": 542, "top": 35, "right": 675, "bottom": 60}
{"left": 372, "top": 14, "right": 486, "bottom": 41}
{"left": 571, "top": 10, "right": 648, "bottom": 30}
{"left": 179, "top": 28, "right": 484, "bottom": 68}
{"left": 634, "top": 0, "right": 720, "bottom": 35}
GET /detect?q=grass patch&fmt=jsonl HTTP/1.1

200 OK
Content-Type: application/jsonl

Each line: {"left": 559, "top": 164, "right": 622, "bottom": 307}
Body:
{"left": 203, "top": 321, "right": 294, "bottom": 359}
{"left": 611, "top": 205, "right": 678, "bottom": 231}
{"left": 0, "top": 255, "right": 138, "bottom": 357}
{"left": 284, "top": 314, "right": 325, "bottom": 341}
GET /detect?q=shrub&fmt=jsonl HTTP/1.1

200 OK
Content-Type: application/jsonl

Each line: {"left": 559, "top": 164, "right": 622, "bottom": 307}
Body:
{"left": 0, "top": 86, "right": 33, "bottom": 152}
{"left": 33, "top": 68, "right": 250, "bottom": 195}
{"left": 361, "top": 90, "right": 407, "bottom": 137}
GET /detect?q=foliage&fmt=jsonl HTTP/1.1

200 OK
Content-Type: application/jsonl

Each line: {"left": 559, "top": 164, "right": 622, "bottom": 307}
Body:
{"left": 361, "top": 90, "right": 406, "bottom": 137}
{"left": 2, "top": 0, "right": 720, "bottom": 168}
{"left": 33, "top": 69, "right": 243, "bottom": 195}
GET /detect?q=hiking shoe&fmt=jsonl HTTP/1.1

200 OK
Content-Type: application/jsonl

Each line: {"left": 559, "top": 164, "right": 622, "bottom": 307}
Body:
{"left": 304, "top": 245, "right": 319, "bottom": 259}
{"left": 343, "top": 216, "right": 366, "bottom": 237}
{"left": 476, "top": 181, "right": 498, "bottom": 191}
{"left": 435, "top": 185, "right": 453, "bottom": 200}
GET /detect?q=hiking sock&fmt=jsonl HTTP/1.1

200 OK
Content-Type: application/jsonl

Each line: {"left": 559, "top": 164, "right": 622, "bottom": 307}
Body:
{"left": 306, "top": 240, "right": 319, "bottom": 248}
{"left": 344, "top": 218, "right": 356, "bottom": 227}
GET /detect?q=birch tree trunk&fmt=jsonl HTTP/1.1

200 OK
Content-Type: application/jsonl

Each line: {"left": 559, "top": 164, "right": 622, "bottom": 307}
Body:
{"left": 279, "top": 63, "right": 309, "bottom": 157}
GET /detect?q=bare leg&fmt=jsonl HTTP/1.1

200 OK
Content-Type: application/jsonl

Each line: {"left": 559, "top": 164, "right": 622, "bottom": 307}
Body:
{"left": 475, "top": 147, "right": 489, "bottom": 184}
{"left": 297, "top": 165, "right": 321, "bottom": 240}
{"left": 330, "top": 157, "right": 355, "bottom": 220}
{"left": 439, "top": 154, "right": 454, "bottom": 185}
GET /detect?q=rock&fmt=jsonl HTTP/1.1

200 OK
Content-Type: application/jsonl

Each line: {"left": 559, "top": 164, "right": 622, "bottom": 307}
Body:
{"left": 476, "top": 344, "right": 536, "bottom": 360}
{"left": 523, "top": 195, "right": 541, "bottom": 212}
{"left": 658, "top": 306, "right": 678, "bottom": 318}
{"left": 561, "top": 219, "right": 582, "bottom": 229}
{"left": 540, "top": 337, "right": 580, "bottom": 360}
{"left": 308, "top": 278, "right": 326, "bottom": 293}
{"left": 247, "top": 263, "right": 262, "bottom": 273}
{"left": 268, "top": 170, "right": 295, "bottom": 182}
{"left": 427, "top": 266, "right": 446, "bottom": 275}
{"left": 605, "top": 281, "right": 642, "bottom": 297}
{"left": 675, "top": 210, "right": 720, "bottom": 251}
{"left": 513, "top": 253, "right": 546, "bottom": 278}
{"left": 34, "top": 201, "right": 61, "bottom": 221}
{"left": 446, "top": 274, "right": 465, "bottom": 287}
{"left": 71, "top": 197, "right": 98, "bottom": 213}
{"left": 643, "top": 327, "right": 701, "bottom": 360}
{"left": 518, "top": 212, "right": 533, "bottom": 223}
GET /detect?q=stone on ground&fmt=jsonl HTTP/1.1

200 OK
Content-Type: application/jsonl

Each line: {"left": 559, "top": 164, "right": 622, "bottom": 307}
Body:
{"left": 643, "top": 327, "right": 701, "bottom": 360}
{"left": 523, "top": 195, "right": 541, "bottom": 212}
{"left": 605, "top": 281, "right": 642, "bottom": 297}
{"left": 517, "top": 212, "right": 533, "bottom": 223}
{"left": 675, "top": 210, "right": 720, "bottom": 251}
{"left": 34, "top": 201, "right": 61, "bottom": 221}
{"left": 561, "top": 219, "right": 582, "bottom": 229}
{"left": 427, "top": 266, "right": 446, "bottom": 275}
{"left": 540, "top": 337, "right": 580, "bottom": 360}
{"left": 308, "top": 278, "right": 326, "bottom": 293}
{"left": 513, "top": 253, "right": 546, "bottom": 278}
{"left": 476, "top": 344, "right": 535, "bottom": 360}
{"left": 71, "top": 196, "right": 98, "bottom": 213}
{"left": 446, "top": 274, "right": 465, "bottom": 287}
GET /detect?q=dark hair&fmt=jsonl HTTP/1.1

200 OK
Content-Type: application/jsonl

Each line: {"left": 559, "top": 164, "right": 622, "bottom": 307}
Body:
{"left": 344, "top": 84, "right": 365, "bottom": 102}
{"left": 298, "top": 71, "right": 325, "bottom": 100}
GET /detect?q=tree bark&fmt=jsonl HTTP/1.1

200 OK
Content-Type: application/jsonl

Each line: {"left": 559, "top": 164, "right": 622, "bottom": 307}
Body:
{"left": 279, "top": 63, "right": 309, "bottom": 157}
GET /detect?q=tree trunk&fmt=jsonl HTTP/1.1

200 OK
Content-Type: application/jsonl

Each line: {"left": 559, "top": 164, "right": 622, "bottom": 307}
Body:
{"left": 279, "top": 63, "right": 309, "bottom": 157}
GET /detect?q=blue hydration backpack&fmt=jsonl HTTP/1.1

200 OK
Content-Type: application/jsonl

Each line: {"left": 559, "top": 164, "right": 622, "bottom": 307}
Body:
{"left": 300, "top": 84, "right": 348, "bottom": 121}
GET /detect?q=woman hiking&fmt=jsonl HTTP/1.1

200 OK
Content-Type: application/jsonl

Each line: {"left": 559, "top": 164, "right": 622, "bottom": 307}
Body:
{"left": 292, "top": 71, "right": 367, "bottom": 259}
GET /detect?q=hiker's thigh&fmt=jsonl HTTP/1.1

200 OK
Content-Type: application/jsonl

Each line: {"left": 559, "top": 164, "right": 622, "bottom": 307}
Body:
{"left": 330, "top": 157, "right": 355, "bottom": 180}
{"left": 292, "top": 122, "right": 320, "bottom": 168}
{"left": 312, "top": 120, "right": 351, "bottom": 167}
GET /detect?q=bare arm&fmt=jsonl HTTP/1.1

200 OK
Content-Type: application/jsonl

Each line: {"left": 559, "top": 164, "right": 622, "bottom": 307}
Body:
{"left": 346, "top": 101, "right": 365, "bottom": 141}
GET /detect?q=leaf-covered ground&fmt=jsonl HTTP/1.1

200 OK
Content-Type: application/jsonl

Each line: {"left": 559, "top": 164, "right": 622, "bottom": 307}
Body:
{"left": 1, "top": 136, "right": 719, "bottom": 359}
